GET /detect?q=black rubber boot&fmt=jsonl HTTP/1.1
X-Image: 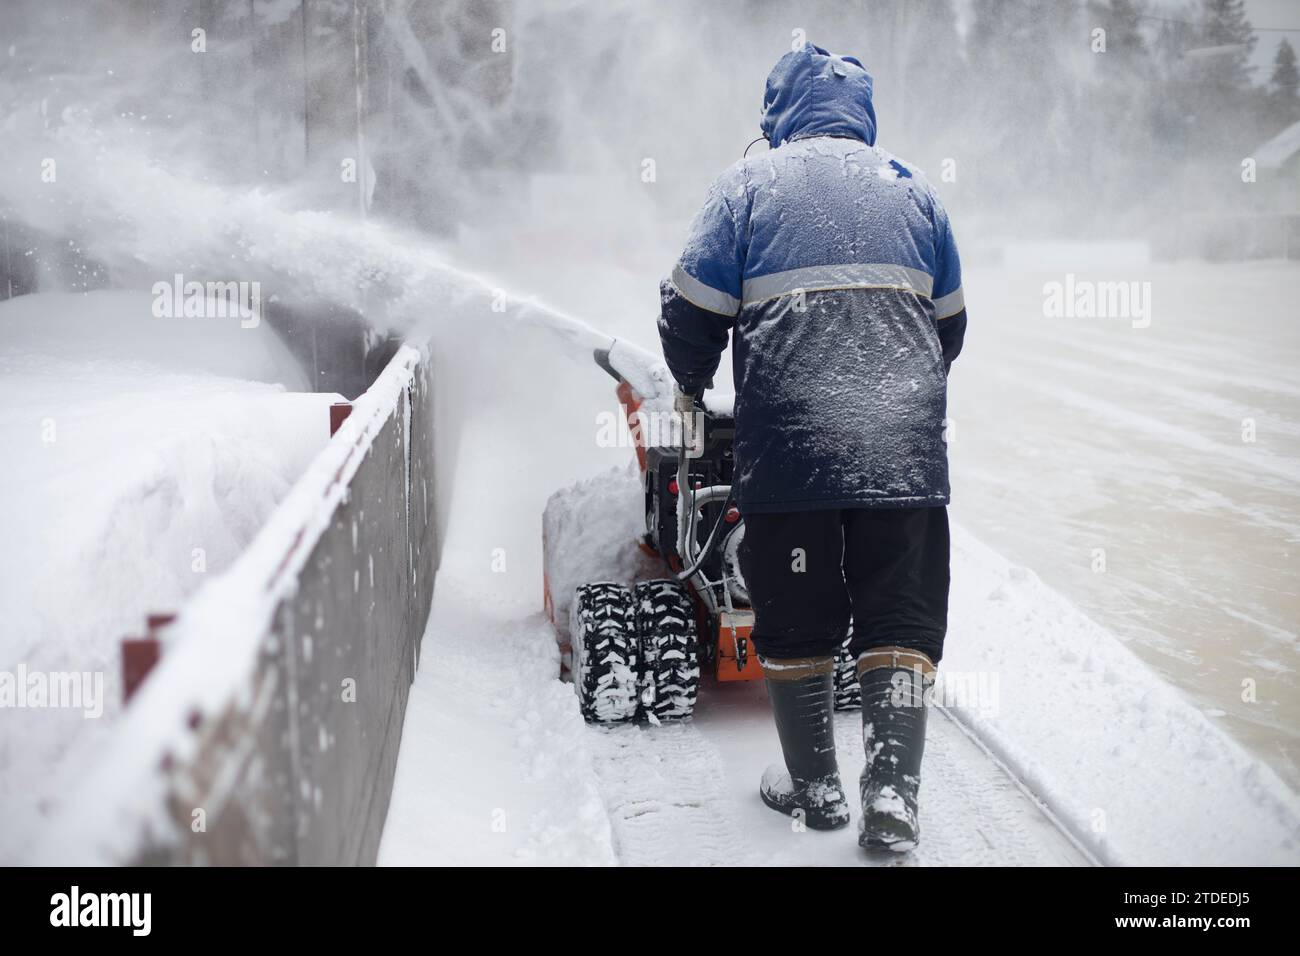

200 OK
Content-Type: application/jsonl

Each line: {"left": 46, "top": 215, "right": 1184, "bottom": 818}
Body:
{"left": 759, "top": 657, "right": 850, "bottom": 831}
{"left": 858, "top": 648, "right": 934, "bottom": 852}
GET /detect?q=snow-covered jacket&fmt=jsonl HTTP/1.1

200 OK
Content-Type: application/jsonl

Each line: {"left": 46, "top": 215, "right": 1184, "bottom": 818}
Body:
{"left": 658, "top": 43, "right": 967, "bottom": 513}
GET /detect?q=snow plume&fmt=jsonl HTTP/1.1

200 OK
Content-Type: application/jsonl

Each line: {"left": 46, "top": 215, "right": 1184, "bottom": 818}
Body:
{"left": 0, "top": 0, "right": 615, "bottom": 350}
{"left": 0, "top": 114, "right": 636, "bottom": 398}
{"left": 4, "top": 0, "right": 1290, "bottom": 314}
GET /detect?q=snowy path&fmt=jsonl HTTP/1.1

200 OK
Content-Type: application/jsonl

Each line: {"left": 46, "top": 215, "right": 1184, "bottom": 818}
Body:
{"left": 438, "top": 227, "right": 1300, "bottom": 791}
{"left": 587, "top": 694, "right": 1089, "bottom": 866}
{"left": 377, "top": 321, "right": 1096, "bottom": 867}
{"left": 381, "top": 573, "right": 1092, "bottom": 867}
{"left": 378, "top": 272, "right": 1298, "bottom": 866}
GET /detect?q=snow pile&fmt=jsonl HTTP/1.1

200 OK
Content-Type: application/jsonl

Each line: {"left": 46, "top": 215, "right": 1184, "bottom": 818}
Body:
{"left": 943, "top": 527, "right": 1300, "bottom": 866}
{"left": 379, "top": 577, "right": 618, "bottom": 865}
{"left": 0, "top": 290, "right": 338, "bottom": 862}
{"left": 27, "top": 344, "right": 421, "bottom": 864}
{"left": 542, "top": 463, "right": 659, "bottom": 631}
{"left": 0, "top": 289, "right": 310, "bottom": 388}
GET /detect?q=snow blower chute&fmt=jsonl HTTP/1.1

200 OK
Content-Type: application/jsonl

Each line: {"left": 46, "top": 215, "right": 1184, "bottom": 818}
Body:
{"left": 543, "top": 344, "right": 860, "bottom": 723}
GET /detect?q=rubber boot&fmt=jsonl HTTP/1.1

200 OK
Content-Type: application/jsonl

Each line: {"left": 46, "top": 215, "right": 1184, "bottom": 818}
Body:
{"left": 858, "top": 647, "right": 935, "bottom": 852}
{"left": 759, "top": 656, "right": 850, "bottom": 831}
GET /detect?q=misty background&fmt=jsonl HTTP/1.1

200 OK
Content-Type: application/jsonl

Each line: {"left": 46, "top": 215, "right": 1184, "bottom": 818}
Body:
{"left": 4, "top": 0, "right": 1299, "bottom": 293}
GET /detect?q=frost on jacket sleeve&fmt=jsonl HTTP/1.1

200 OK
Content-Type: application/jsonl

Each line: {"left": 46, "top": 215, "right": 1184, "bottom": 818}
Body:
{"left": 658, "top": 171, "right": 745, "bottom": 395}
{"left": 931, "top": 198, "right": 967, "bottom": 373}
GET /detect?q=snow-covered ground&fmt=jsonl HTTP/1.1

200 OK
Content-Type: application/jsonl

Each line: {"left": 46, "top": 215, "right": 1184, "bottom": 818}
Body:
{"left": 0, "top": 290, "right": 337, "bottom": 859}
{"left": 952, "top": 259, "right": 1300, "bottom": 788}
{"left": 0, "top": 131, "right": 1292, "bottom": 864}
{"left": 434, "top": 215, "right": 1300, "bottom": 790}
{"left": 379, "top": 279, "right": 1299, "bottom": 865}
{"left": 382, "top": 465, "right": 1090, "bottom": 866}
{"left": 3, "top": 1, "right": 1292, "bottom": 868}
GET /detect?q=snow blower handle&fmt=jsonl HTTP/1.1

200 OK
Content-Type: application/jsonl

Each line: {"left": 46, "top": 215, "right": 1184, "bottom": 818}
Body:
{"left": 673, "top": 387, "right": 697, "bottom": 435}
{"left": 674, "top": 385, "right": 696, "bottom": 569}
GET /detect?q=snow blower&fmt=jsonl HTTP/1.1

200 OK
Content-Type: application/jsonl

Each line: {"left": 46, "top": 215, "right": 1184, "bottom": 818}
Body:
{"left": 543, "top": 345, "right": 860, "bottom": 723}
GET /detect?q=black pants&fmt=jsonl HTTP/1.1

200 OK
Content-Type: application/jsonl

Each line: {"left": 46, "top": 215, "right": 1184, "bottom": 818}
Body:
{"left": 738, "top": 507, "right": 950, "bottom": 664}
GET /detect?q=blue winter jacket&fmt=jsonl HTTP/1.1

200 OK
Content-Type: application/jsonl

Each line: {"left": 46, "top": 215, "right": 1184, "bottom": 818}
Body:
{"left": 658, "top": 43, "right": 966, "bottom": 513}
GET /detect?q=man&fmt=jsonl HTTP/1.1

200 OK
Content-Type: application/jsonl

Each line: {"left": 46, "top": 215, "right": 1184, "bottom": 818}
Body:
{"left": 658, "top": 43, "right": 966, "bottom": 851}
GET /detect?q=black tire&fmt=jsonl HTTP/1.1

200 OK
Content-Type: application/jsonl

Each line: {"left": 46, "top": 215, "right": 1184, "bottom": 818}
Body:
{"left": 633, "top": 580, "right": 700, "bottom": 721}
{"left": 571, "top": 583, "right": 639, "bottom": 723}
{"left": 833, "top": 634, "right": 861, "bottom": 711}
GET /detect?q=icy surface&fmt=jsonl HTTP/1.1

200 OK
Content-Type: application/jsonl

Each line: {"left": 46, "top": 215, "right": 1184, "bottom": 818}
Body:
{"left": 950, "top": 261, "right": 1300, "bottom": 787}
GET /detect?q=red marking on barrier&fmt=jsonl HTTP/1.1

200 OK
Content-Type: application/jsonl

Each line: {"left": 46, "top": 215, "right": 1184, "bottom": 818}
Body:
{"left": 270, "top": 354, "right": 419, "bottom": 592}
{"left": 146, "top": 612, "right": 176, "bottom": 636}
{"left": 270, "top": 410, "right": 368, "bottom": 585}
{"left": 122, "top": 637, "right": 161, "bottom": 703}
{"left": 330, "top": 402, "right": 353, "bottom": 436}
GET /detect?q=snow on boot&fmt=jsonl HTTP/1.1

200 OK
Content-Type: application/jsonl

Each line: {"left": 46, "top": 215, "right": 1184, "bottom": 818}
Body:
{"left": 759, "top": 656, "right": 851, "bottom": 831}
{"left": 857, "top": 647, "right": 935, "bottom": 852}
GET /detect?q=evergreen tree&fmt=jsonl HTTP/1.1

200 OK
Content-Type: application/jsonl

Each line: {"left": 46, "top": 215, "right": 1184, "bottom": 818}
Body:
{"left": 1198, "top": 0, "right": 1256, "bottom": 93}
{"left": 1269, "top": 38, "right": 1300, "bottom": 122}
{"left": 1107, "top": 0, "right": 1148, "bottom": 61}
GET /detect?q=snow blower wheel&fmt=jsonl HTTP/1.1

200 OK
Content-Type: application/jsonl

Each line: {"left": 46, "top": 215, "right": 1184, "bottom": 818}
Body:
{"left": 545, "top": 346, "right": 778, "bottom": 721}
{"left": 571, "top": 583, "right": 640, "bottom": 723}
{"left": 633, "top": 579, "right": 700, "bottom": 721}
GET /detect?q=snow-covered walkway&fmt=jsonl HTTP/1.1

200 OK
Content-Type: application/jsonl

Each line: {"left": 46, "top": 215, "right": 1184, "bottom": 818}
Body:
{"left": 379, "top": 568, "right": 1090, "bottom": 866}
{"left": 378, "top": 297, "right": 1299, "bottom": 866}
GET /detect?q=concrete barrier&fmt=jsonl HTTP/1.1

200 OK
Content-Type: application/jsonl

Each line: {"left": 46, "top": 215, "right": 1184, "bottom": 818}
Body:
{"left": 36, "top": 341, "right": 436, "bottom": 865}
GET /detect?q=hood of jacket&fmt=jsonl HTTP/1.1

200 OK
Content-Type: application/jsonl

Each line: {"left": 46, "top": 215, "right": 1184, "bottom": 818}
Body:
{"left": 760, "top": 43, "right": 877, "bottom": 148}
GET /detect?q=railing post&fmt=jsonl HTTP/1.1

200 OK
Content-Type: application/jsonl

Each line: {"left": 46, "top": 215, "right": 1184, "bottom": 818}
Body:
{"left": 330, "top": 401, "right": 353, "bottom": 436}
{"left": 121, "top": 638, "right": 160, "bottom": 703}
{"left": 121, "top": 613, "right": 176, "bottom": 703}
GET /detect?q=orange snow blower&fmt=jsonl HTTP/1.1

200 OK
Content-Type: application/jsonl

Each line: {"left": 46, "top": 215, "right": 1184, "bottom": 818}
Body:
{"left": 543, "top": 346, "right": 858, "bottom": 723}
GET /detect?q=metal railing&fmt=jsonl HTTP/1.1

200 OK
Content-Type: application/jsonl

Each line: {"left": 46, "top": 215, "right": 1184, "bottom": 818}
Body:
{"left": 35, "top": 340, "right": 436, "bottom": 865}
